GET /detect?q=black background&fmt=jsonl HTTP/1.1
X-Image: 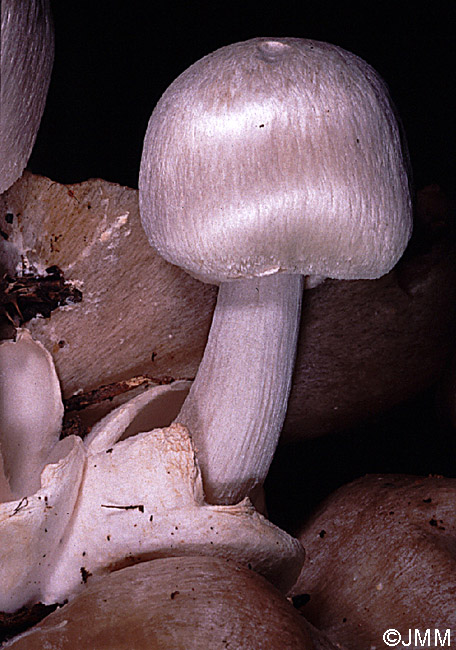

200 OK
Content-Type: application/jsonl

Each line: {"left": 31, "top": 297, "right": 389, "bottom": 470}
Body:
{"left": 27, "top": 1, "right": 455, "bottom": 527}
{"left": 29, "top": 1, "right": 454, "bottom": 193}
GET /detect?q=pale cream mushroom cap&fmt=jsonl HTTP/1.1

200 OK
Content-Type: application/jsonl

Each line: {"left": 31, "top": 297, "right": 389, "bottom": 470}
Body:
{"left": 0, "top": 333, "right": 303, "bottom": 612}
{"left": 42, "top": 414, "right": 304, "bottom": 605}
{"left": 0, "top": 435, "right": 85, "bottom": 613}
{"left": 0, "top": 332, "right": 86, "bottom": 613}
{"left": 0, "top": 0, "right": 54, "bottom": 194}
{"left": 0, "top": 330, "right": 63, "bottom": 498}
{"left": 140, "top": 37, "right": 412, "bottom": 285}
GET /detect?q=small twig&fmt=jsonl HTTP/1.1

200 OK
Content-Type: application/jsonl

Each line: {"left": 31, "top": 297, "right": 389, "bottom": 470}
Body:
{"left": 10, "top": 497, "right": 28, "bottom": 517}
{"left": 100, "top": 504, "right": 145, "bottom": 513}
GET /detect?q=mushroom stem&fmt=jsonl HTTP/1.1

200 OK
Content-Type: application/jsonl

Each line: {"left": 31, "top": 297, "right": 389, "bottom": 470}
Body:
{"left": 176, "top": 273, "right": 303, "bottom": 504}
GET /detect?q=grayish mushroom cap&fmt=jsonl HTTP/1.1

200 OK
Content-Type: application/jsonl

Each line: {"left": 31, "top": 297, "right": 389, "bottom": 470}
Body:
{"left": 139, "top": 37, "right": 412, "bottom": 505}
{"left": 0, "top": 0, "right": 54, "bottom": 194}
{"left": 140, "top": 37, "right": 412, "bottom": 286}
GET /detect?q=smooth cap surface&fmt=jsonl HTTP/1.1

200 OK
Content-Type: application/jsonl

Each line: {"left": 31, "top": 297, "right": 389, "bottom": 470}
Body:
{"left": 3, "top": 557, "right": 315, "bottom": 648}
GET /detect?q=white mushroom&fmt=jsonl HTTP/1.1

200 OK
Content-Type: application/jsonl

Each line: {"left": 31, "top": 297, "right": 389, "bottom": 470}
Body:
{"left": 0, "top": 330, "right": 63, "bottom": 497}
{"left": 0, "top": 333, "right": 303, "bottom": 613}
{"left": 0, "top": 331, "right": 86, "bottom": 614}
{"left": 139, "top": 37, "right": 412, "bottom": 504}
{"left": 0, "top": 0, "right": 54, "bottom": 194}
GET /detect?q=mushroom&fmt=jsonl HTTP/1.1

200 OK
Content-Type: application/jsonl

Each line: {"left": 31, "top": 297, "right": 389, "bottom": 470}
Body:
{"left": 290, "top": 474, "right": 456, "bottom": 649}
{"left": 0, "top": 332, "right": 303, "bottom": 613}
{"left": 0, "top": 172, "right": 215, "bottom": 392}
{"left": 139, "top": 37, "right": 412, "bottom": 504}
{"left": 0, "top": 331, "right": 86, "bottom": 614}
{"left": 3, "top": 557, "right": 343, "bottom": 649}
{"left": 0, "top": 0, "right": 54, "bottom": 194}
{"left": 2, "top": 175, "right": 454, "bottom": 441}
{"left": 0, "top": 330, "right": 85, "bottom": 612}
{"left": 0, "top": 330, "right": 63, "bottom": 498}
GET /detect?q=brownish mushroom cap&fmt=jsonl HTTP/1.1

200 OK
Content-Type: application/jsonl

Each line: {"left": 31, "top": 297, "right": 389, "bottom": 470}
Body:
{"left": 290, "top": 474, "right": 456, "bottom": 649}
{"left": 3, "top": 556, "right": 344, "bottom": 649}
{"left": 0, "top": 172, "right": 214, "bottom": 401}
